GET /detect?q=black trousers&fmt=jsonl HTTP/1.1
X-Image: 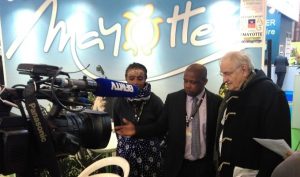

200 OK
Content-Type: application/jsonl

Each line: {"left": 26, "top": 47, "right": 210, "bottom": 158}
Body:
{"left": 276, "top": 72, "right": 286, "bottom": 88}
{"left": 176, "top": 158, "right": 215, "bottom": 177}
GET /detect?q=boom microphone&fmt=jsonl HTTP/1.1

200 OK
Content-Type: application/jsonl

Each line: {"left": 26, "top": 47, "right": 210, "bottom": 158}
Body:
{"left": 55, "top": 77, "right": 139, "bottom": 97}
{"left": 55, "top": 77, "right": 97, "bottom": 91}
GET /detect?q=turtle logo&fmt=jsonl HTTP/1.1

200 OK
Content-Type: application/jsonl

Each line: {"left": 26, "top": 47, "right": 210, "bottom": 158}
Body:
{"left": 123, "top": 4, "right": 163, "bottom": 56}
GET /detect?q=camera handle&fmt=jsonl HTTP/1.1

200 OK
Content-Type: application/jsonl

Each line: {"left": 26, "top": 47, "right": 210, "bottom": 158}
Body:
{"left": 24, "top": 83, "right": 61, "bottom": 177}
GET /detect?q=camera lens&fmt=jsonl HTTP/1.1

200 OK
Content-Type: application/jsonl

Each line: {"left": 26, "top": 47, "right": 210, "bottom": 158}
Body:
{"left": 79, "top": 111, "right": 112, "bottom": 149}
{"left": 50, "top": 110, "right": 112, "bottom": 153}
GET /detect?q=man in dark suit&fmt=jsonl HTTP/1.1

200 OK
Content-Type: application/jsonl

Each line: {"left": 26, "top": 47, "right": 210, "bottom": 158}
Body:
{"left": 274, "top": 53, "right": 289, "bottom": 88}
{"left": 115, "top": 64, "right": 222, "bottom": 177}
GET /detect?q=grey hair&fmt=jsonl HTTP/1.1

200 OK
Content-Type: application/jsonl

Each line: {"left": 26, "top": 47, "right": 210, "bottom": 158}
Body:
{"left": 221, "top": 51, "right": 254, "bottom": 71}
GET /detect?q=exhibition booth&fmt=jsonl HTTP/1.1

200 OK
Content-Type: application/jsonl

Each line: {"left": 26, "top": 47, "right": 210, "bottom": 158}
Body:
{"left": 0, "top": 0, "right": 299, "bottom": 176}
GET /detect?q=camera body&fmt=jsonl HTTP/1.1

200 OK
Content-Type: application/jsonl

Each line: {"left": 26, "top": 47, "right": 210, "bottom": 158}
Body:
{"left": 0, "top": 64, "right": 112, "bottom": 176}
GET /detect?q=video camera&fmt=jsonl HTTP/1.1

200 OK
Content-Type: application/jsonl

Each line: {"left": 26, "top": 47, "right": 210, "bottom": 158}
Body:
{"left": 0, "top": 64, "right": 138, "bottom": 177}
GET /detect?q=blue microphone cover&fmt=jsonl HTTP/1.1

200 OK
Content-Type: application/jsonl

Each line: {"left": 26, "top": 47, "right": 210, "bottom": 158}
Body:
{"left": 94, "top": 78, "right": 139, "bottom": 97}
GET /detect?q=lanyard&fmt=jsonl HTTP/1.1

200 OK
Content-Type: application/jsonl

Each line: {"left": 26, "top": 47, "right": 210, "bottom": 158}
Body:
{"left": 186, "top": 92, "right": 206, "bottom": 127}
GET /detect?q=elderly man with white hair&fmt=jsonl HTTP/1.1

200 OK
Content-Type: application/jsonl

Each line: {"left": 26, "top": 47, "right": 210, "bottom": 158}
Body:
{"left": 215, "top": 51, "right": 291, "bottom": 177}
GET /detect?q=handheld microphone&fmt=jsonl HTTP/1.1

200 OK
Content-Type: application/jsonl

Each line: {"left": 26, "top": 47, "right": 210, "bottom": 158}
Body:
{"left": 55, "top": 77, "right": 139, "bottom": 97}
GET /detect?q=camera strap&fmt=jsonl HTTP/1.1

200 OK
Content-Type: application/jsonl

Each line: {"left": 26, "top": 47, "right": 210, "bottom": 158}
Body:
{"left": 24, "top": 83, "right": 61, "bottom": 177}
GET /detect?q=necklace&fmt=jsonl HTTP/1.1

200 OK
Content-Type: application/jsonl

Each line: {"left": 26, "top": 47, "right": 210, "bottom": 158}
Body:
{"left": 133, "top": 101, "right": 146, "bottom": 122}
{"left": 185, "top": 92, "right": 206, "bottom": 127}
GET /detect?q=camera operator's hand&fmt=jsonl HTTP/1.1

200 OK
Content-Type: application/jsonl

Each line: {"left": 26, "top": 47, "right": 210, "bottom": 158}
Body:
{"left": 114, "top": 118, "right": 136, "bottom": 136}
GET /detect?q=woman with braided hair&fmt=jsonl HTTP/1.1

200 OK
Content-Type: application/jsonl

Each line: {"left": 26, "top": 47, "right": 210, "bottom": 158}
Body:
{"left": 112, "top": 62, "right": 165, "bottom": 177}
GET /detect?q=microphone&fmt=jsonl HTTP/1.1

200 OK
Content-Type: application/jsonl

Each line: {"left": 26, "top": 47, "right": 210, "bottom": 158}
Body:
{"left": 55, "top": 77, "right": 97, "bottom": 91}
{"left": 94, "top": 78, "right": 139, "bottom": 97}
{"left": 96, "top": 65, "right": 105, "bottom": 77}
{"left": 55, "top": 77, "right": 139, "bottom": 97}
